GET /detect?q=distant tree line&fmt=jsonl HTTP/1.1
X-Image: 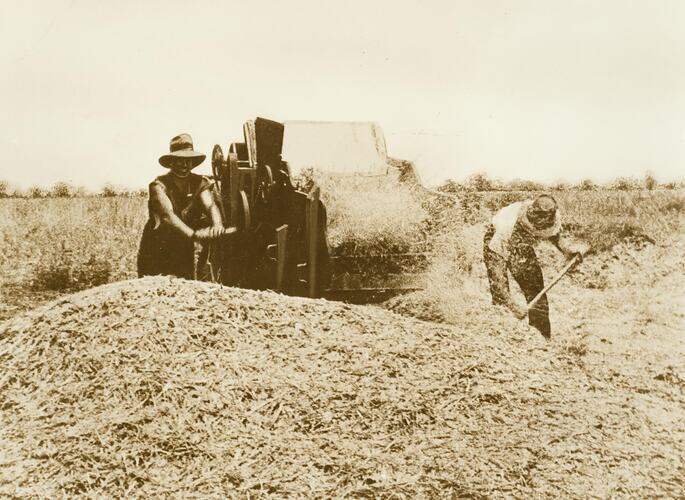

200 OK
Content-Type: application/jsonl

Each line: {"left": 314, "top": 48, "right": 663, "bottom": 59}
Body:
{"left": 0, "top": 172, "right": 682, "bottom": 199}
{"left": 437, "top": 172, "right": 684, "bottom": 193}
{"left": 0, "top": 181, "right": 147, "bottom": 199}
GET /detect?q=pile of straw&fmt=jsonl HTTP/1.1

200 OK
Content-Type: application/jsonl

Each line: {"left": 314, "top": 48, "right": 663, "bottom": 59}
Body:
{"left": 294, "top": 168, "right": 428, "bottom": 255}
{"left": 1, "top": 277, "right": 682, "bottom": 497}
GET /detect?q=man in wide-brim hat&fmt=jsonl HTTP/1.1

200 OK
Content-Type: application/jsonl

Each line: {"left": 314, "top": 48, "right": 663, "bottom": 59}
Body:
{"left": 158, "top": 133, "right": 208, "bottom": 170}
{"left": 483, "top": 194, "right": 590, "bottom": 339}
{"left": 137, "top": 133, "right": 233, "bottom": 280}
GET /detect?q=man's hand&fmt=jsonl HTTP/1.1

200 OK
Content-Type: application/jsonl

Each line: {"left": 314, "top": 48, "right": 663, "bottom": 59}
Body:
{"left": 555, "top": 235, "right": 591, "bottom": 263}
{"left": 193, "top": 226, "right": 238, "bottom": 241}
{"left": 509, "top": 301, "right": 528, "bottom": 320}
{"left": 193, "top": 227, "right": 225, "bottom": 241}
{"left": 567, "top": 241, "right": 591, "bottom": 263}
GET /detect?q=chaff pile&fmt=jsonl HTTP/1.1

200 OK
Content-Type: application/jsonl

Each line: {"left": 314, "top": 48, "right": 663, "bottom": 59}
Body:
{"left": 294, "top": 168, "right": 428, "bottom": 255}
{"left": 1, "top": 277, "right": 682, "bottom": 497}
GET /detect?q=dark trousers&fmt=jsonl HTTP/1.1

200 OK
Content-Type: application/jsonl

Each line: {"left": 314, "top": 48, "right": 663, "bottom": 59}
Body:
{"left": 483, "top": 225, "right": 551, "bottom": 338}
{"left": 137, "top": 221, "right": 210, "bottom": 281}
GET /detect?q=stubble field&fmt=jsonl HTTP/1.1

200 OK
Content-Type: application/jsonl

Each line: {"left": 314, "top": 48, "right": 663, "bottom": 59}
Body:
{"left": 0, "top": 188, "right": 683, "bottom": 497}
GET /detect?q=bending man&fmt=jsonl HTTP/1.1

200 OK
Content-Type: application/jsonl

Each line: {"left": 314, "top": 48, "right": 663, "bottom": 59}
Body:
{"left": 483, "top": 194, "right": 589, "bottom": 339}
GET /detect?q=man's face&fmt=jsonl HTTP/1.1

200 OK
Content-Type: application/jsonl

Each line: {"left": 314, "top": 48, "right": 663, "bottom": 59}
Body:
{"left": 169, "top": 158, "right": 193, "bottom": 178}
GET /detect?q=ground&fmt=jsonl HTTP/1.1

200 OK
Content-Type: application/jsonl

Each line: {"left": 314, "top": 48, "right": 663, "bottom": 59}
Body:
{"left": 0, "top": 193, "right": 683, "bottom": 496}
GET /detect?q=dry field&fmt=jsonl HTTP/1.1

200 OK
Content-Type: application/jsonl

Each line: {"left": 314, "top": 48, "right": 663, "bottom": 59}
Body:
{"left": 0, "top": 187, "right": 684, "bottom": 497}
{"left": 0, "top": 197, "right": 144, "bottom": 320}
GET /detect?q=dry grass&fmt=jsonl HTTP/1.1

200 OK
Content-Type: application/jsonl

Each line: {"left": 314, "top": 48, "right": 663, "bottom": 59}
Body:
{"left": 0, "top": 197, "right": 144, "bottom": 282}
{"left": 1, "top": 276, "right": 683, "bottom": 497}
{"left": 0, "top": 197, "right": 145, "bottom": 319}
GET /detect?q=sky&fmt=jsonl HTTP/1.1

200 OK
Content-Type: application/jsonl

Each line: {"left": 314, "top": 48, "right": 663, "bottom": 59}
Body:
{"left": 1, "top": 0, "right": 683, "bottom": 189}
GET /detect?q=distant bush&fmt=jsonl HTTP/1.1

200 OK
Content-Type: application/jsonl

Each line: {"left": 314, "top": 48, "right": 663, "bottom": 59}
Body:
{"left": 117, "top": 187, "right": 148, "bottom": 198}
{"left": 0, "top": 182, "right": 148, "bottom": 198}
{"left": 505, "top": 179, "right": 546, "bottom": 191}
{"left": 437, "top": 179, "right": 467, "bottom": 193}
{"left": 100, "top": 183, "right": 147, "bottom": 197}
{"left": 101, "top": 183, "right": 120, "bottom": 197}
{"left": 644, "top": 173, "right": 657, "bottom": 191}
{"left": 437, "top": 173, "right": 684, "bottom": 193}
{"left": 50, "top": 182, "right": 76, "bottom": 198}
{"left": 465, "top": 173, "right": 493, "bottom": 192}
{"left": 551, "top": 181, "right": 571, "bottom": 191}
{"left": 28, "top": 186, "right": 47, "bottom": 198}
{"left": 609, "top": 177, "right": 641, "bottom": 191}
{"left": 660, "top": 181, "right": 685, "bottom": 190}
{"left": 578, "top": 179, "right": 596, "bottom": 191}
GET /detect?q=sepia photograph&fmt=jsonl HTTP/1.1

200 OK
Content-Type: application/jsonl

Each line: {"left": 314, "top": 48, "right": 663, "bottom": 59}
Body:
{"left": 0, "top": 0, "right": 683, "bottom": 497}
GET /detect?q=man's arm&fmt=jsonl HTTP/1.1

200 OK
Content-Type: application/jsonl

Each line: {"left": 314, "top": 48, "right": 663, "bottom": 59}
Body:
{"left": 194, "top": 183, "right": 239, "bottom": 241}
{"left": 486, "top": 252, "right": 528, "bottom": 320}
{"left": 150, "top": 182, "right": 195, "bottom": 239}
{"left": 199, "top": 188, "right": 224, "bottom": 228}
{"left": 549, "top": 234, "right": 591, "bottom": 261}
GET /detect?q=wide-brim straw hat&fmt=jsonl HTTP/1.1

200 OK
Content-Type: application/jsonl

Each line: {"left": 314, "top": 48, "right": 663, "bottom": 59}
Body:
{"left": 158, "top": 133, "right": 206, "bottom": 168}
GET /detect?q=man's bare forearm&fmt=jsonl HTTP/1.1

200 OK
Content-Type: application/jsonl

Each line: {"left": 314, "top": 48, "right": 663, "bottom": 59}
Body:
{"left": 550, "top": 234, "right": 590, "bottom": 258}
{"left": 200, "top": 189, "right": 224, "bottom": 228}
{"left": 151, "top": 183, "right": 195, "bottom": 239}
{"left": 161, "top": 213, "right": 195, "bottom": 239}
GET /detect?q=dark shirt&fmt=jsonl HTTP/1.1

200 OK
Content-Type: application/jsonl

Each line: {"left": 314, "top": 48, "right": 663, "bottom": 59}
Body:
{"left": 137, "top": 173, "right": 213, "bottom": 279}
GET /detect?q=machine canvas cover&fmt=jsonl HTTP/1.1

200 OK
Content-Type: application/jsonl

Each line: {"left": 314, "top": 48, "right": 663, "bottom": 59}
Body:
{"left": 281, "top": 121, "right": 389, "bottom": 176}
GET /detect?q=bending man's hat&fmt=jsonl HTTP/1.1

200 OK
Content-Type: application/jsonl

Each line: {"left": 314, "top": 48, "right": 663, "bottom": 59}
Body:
{"left": 527, "top": 195, "right": 558, "bottom": 229}
{"left": 159, "top": 133, "right": 206, "bottom": 168}
{"left": 529, "top": 195, "right": 557, "bottom": 215}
